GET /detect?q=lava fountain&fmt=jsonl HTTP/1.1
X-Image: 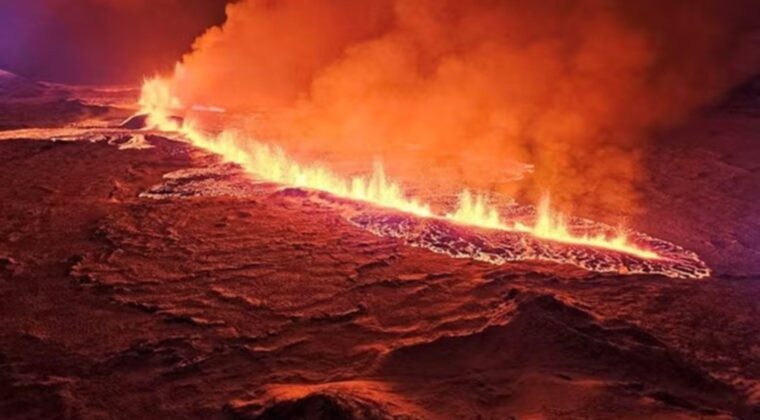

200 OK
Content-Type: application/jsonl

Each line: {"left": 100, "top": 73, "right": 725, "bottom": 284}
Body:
{"left": 136, "top": 76, "right": 709, "bottom": 279}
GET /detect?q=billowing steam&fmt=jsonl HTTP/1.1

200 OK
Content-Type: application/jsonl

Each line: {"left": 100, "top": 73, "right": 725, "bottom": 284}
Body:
{"left": 164, "top": 0, "right": 759, "bottom": 218}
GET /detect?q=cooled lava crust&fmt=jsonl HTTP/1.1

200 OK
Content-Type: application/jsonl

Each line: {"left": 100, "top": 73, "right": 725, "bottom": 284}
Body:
{"left": 1, "top": 74, "right": 760, "bottom": 419}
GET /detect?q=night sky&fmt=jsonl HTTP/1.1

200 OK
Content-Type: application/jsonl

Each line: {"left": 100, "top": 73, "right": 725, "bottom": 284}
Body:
{"left": 0, "top": 0, "right": 229, "bottom": 84}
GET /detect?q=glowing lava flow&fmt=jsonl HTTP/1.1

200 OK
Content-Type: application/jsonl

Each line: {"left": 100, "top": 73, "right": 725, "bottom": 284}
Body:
{"left": 139, "top": 77, "right": 660, "bottom": 261}
{"left": 448, "top": 191, "right": 659, "bottom": 260}
{"left": 145, "top": 116, "right": 434, "bottom": 218}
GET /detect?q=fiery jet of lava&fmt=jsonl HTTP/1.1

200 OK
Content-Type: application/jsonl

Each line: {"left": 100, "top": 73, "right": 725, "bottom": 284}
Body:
{"left": 139, "top": 77, "right": 659, "bottom": 261}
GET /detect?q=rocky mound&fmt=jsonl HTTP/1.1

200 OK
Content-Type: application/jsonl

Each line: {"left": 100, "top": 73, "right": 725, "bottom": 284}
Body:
{"left": 119, "top": 113, "right": 183, "bottom": 130}
{"left": 376, "top": 293, "right": 748, "bottom": 417}
{"left": 226, "top": 392, "right": 407, "bottom": 420}
{"left": 0, "top": 69, "right": 43, "bottom": 99}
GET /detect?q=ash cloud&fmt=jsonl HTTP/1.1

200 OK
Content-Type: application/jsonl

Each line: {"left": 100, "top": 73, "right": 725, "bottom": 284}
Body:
{"left": 170, "top": 0, "right": 759, "bottom": 216}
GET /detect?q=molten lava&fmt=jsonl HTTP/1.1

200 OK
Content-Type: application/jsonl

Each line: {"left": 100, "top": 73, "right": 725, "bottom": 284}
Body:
{"left": 139, "top": 77, "right": 661, "bottom": 261}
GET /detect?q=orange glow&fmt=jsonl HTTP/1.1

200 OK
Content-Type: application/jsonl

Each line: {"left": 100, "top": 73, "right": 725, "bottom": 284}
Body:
{"left": 139, "top": 77, "right": 660, "bottom": 260}
{"left": 444, "top": 190, "right": 659, "bottom": 260}
{"left": 524, "top": 194, "right": 659, "bottom": 259}
{"left": 140, "top": 77, "right": 182, "bottom": 127}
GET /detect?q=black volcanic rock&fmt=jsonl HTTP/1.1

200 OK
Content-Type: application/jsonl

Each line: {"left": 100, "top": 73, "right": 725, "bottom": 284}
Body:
{"left": 120, "top": 113, "right": 184, "bottom": 130}
{"left": 119, "top": 113, "right": 150, "bottom": 129}
{"left": 227, "top": 393, "right": 400, "bottom": 420}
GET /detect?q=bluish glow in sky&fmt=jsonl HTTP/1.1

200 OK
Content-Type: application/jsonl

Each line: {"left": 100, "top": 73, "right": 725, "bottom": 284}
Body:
{"left": 0, "top": 3, "right": 41, "bottom": 69}
{"left": 0, "top": 0, "right": 228, "bottom": 84}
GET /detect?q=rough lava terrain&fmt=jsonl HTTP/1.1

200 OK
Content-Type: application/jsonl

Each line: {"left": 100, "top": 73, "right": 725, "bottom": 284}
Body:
{"left": 1, "top": 70, "right": 760, "bottom": 419}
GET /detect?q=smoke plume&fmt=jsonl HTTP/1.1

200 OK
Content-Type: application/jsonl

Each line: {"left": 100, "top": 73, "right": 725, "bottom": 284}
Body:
{"left": 166, "top": 0, "right": 760, "bottom": 216}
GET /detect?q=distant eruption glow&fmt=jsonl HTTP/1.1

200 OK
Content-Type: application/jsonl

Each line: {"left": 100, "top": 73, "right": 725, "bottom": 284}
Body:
{"left": 139, "top": 77, "right": 660, "bottom": 261}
